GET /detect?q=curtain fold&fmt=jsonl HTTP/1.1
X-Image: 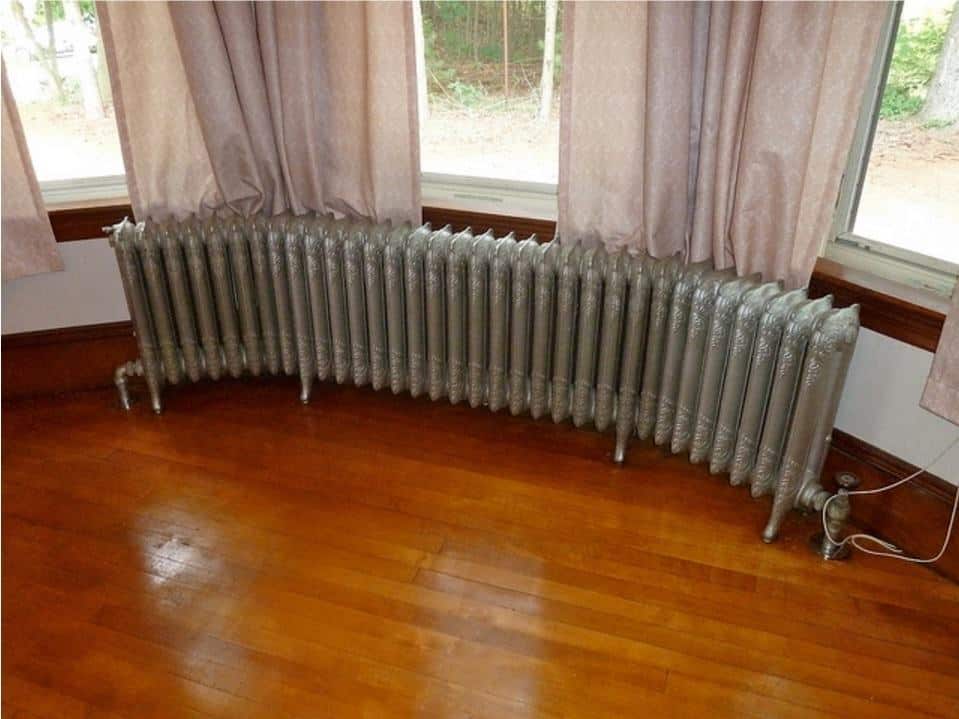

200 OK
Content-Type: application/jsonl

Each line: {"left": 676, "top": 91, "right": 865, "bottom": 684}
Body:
{"left": 2, "top": 60, "right": 63, "bottom": 281}
{"left": 922, "top": 288, "right": 959, "bottom": 425}
{"left": 559, "top": 0, "right": 886, "bottom": 287}
{"left": 97, "top": 0, "right": 421, "bottom": 225}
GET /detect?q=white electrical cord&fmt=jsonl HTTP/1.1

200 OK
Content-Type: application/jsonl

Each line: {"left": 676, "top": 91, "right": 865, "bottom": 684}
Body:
{"left": 822, "top": 435, "right": 959, "bottom": 563}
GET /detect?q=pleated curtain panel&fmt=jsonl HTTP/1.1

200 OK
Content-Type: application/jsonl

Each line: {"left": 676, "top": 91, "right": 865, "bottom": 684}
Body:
{"left": 1, "top": 60, "right": 63, "bottom": 281}
{"left": 96, "top": 0, "right": 421, "bottom": 224}
{"left": 558, "top": 0, "right": 887, "bottom": 289}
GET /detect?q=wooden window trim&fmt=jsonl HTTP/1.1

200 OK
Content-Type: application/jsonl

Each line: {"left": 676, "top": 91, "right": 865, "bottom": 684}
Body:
{"left": 422, "top": 206, "right": 556, "bottom": 241}
{"left": 809, "top": 257, "right": 946, "bottom": 353}
{"left": 48, "top": 202, "right": 945, "bottom": 352}
{"left": 48, "top": 200, "right": 134, "bottom": 244}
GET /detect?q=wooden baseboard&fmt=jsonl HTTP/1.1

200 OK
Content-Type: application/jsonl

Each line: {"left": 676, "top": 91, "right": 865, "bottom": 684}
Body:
{"left": 3, "top": 320, "right": 955, "bottom": 580}
{"left": 2, "top": 321, "right": 136, "bottom": 399}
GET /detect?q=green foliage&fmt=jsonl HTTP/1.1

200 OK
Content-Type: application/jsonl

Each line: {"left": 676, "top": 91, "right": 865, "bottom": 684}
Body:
{"left": 432, "top": 0, "right": 475, "bottom": 61}
{"left": 448, "top": 79, "right": 486, "bottom": 107}
{"left": 29, "top": 1, "right": 98, "bottom": 27}
{"left": 881, "top": 86, "right": 924, "bottom": 118}
{"left": 880, "top": 9, "right": 952, "bottom": 119}
{"left": 421, "top": 1, "right": 563, "bottom": 97}
{"left": 922, "top": 117, "right": 954, "bottom": 129}
{"left": 477, "top": 42, "right": 502, "bottom": 63}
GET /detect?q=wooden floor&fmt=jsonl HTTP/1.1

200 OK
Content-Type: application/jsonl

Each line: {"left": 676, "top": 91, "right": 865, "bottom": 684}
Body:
{"left": 3, "top": 380, "right": 959, "bottom": 719}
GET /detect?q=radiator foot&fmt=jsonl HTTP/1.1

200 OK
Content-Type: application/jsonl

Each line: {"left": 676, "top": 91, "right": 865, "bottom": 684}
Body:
{"left": 300, "top": 381, "right": 313, "bottom": 404}
{"left": 613, "top": 441, "right": 627, "bottom": 465}
{"left": 810, "top": 531, "right": 852, "bottom": 560}
{"left": 146, "top": 376, "right": 163, "bottom": 414}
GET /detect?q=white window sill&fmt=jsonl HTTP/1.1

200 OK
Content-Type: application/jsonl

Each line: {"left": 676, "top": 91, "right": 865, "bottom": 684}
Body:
{"left": 421, "top": 172, "right": 557, "bottom": 221}
{"left": 40, "top": 173, "right": 559, "bottom": 224}
{"left": 825, "top": 235, "right": 958, "bottom": 298}
{"left": 40, "top": 175, "right": 129, "bottom": 208}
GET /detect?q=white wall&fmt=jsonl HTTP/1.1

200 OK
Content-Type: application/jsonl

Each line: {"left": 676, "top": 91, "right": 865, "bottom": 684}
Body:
{"left": 836, "top": 328, "right": 959, "bottom": 485}
{"left": 4, "top": 241, "right": 958, "bottom": 485}
{"left": 2, "top": 239, "right": 128, "bottom": 334}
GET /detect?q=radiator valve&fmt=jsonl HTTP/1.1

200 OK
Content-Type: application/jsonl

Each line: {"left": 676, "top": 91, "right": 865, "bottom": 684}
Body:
{"left": 811, "top": 472, "right": 860, "bottom": 560}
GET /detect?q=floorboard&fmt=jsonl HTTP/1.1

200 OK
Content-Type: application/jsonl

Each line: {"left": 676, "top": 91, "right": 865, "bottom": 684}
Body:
{"left": 3, "top": 380, "right": 958, "bottom": 718}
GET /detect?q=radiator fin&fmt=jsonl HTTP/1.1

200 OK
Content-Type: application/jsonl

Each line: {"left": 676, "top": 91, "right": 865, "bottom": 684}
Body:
{"left": 249, "top": 217, "right": 282, "bottom": 376}
{"left": 426, "top": 226, "right": 452, "bottom": 401}
{"left": 709, "top": 281, "right": 782, "bottom": 475}
{"left": 446, "top": 230, "right": 471, "bottom": 404}
{"left": 364, "top": 222, "right": 391, "bottom": 391}
{"left": 158, "top": 223, "right": 202, "bottom": 383}
{"left": 551, "top": 244, "right": 581, "bottom": 424}
{"left": 529, "top": 243, "right": 558, "bottom": 420}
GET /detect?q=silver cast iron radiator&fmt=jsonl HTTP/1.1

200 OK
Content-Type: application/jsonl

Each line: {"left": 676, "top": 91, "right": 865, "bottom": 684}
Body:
{"left": 108, "top": 215, "right": 860, "bottom": 546}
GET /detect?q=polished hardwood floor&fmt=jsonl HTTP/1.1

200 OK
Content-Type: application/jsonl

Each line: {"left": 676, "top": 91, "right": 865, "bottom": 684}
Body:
{"left": 3, "top": 379, "right": 959, "bottom": 718}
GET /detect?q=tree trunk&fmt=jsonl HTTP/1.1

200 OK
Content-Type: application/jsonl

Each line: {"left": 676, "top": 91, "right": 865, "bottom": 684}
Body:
{"left": 538, "top": 0, "right": 558, "bottom": 122}
{"left": 64, "top": 0, "right": 104, "bottom": 119}
{"left": 471, "top": 2, "right": 480, "bottom": 63}
{"left": 921, "top": 2, "right": 959, "bottom": 124}
{"left": 95, "top": 26, "right": 111, "bottom": 109}
{"left": 412, "top": 0, "right": 428, "bottom": 122}
{"left": 502, "top": 0, "right": 509, "bottom": 105}
{"left": 11, "top": 0, "right": 66, "bottom": 103}
{"left": 42, "top": 0, "right": 66, "bottom": 102}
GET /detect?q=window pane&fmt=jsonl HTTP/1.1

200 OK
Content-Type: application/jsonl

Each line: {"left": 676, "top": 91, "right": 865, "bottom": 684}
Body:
{"left": 1, "top": 1, "right": 123, "bottom": 182}
{"left": 854, "top": 0, "right": 959, "bottom": 264}
{"left": 418, "top": 1, "right": 561, "bottom": 184}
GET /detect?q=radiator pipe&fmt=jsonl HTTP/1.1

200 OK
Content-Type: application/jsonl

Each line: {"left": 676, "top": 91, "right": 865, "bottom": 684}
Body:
{"left": 817, "top": 491, "right": 853, "bottom": 559}
{"left": 115, "top": 343, "right": 298, "bottom": 412}
{"left": 114, "top": 359, "right": 144, "bottom": 411}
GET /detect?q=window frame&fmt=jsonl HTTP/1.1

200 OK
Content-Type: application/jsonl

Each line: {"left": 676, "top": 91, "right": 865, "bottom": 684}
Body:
{"left": 41, "top": 173, "right": 557, "bottom": 220}
{"left": 40, "top": 175, "right": 129, "bottom": 207}
{"left": 421, "top": 172, "right": 557, "bottom": 222}
{"left": 826, "top": 0, "right": 958, "bottom": 297}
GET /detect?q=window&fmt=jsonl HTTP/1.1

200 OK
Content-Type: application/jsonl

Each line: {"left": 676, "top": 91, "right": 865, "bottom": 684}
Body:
{"left": 830, "top": 0, "right": 959, "bottom": 295}
{"left": 1, "top": 1, "right": 126, "bottom": 203}
{"left": 417, "top": 1, "right": 562, "bottom": 218}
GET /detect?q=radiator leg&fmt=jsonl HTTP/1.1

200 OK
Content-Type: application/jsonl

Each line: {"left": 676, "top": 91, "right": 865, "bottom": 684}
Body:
{"left": 114, "top": 359, "right": 144, "bottom": 411}
{"left": 300, "top": 377, "right": 313, "bottom": 404}
{"left": 145, "top": 374, "right": 164, "bottom": 414}
{"left": 613, "top": 391, "right": 636, "bottom": 465}
{"left": 613, "top": 436, "right": 629, "bottom": 465}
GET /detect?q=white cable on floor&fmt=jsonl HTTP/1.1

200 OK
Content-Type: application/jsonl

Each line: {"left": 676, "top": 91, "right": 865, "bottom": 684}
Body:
{"left": 822, "top": 435, "right": 959, "bottom": 563}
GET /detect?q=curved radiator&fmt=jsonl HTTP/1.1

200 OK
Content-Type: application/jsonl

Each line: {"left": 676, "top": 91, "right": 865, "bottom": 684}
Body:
{"left": 108, "top": 214, "right": 859, "bottom": 545}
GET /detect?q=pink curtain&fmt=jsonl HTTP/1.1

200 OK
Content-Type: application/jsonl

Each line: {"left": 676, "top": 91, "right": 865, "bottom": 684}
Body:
{"left": 97, "top": 1, "right": 421, "bottom": 225}
{"left": 559, "top": 1, "right": 887, "bottom": 287}
{"left": 1, "top": 60, "right": 62, "bottom": 281}
{"left": 923, "top": 288, "right": 959, "bottom": 425}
